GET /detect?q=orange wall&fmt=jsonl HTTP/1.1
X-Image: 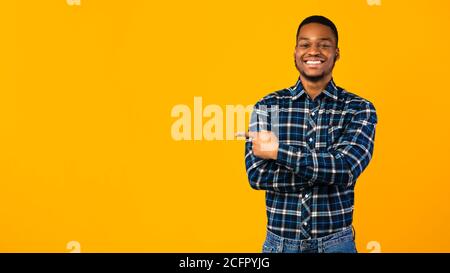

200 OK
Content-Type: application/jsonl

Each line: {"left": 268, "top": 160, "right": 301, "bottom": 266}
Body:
{"left": 2, "top": 0, "right": 450, "bottom": 252}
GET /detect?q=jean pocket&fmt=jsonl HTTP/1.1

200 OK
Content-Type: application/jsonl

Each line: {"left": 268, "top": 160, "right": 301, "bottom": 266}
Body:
{"left": 323, "top": 238, "right": 357, "bottom": 253}
{"left": 262, "top": 242, "right": 277, "bottom": 253}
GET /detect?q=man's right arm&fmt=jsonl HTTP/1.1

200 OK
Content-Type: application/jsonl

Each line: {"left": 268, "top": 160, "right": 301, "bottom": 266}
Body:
{"left": 244, "top": 103, "right": 308, "bottom": 193}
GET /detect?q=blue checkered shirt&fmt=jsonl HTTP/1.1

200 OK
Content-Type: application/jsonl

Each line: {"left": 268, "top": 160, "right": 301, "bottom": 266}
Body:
{"left": 245, "top": 78, "right": 377, "bottom": 239}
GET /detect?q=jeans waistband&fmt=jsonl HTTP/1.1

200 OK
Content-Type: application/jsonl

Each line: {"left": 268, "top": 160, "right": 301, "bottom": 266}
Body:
{"left": 265, "top": 226, "right": 354, "bottom": 250}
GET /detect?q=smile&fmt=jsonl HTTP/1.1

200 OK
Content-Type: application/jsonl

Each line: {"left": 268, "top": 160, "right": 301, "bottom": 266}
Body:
{"left": 304, "top": 60, "right": 324, "bottom": 65}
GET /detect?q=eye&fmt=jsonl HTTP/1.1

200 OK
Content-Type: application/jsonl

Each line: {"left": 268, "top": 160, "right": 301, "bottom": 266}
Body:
{"left": 319, "top": 44, "right": 332, "bottom": 49}
{"left": 298, "top": 43, "right": 310, "bottom": 48}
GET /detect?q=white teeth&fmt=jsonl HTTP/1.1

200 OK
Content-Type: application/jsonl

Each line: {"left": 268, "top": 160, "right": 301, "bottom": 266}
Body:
{"left": 306, "top": 60, "right": 322, "bottom": 65}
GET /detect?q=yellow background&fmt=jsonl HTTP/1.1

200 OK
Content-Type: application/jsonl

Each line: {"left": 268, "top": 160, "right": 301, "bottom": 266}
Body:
{"left": 2, "top": 0, "right": 450, "bottom": 252}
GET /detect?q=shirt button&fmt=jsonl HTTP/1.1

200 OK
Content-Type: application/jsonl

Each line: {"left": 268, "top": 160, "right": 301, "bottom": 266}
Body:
{"left": 309, "top": 138, "right": 313, "bottom": 142}
{"left": 305, "top": 194, "right": 309, "bottom": 198}
{"left": 303, "top": 222, "right": 308, "bottom": 226}
{"left": 311, "top": 112, "right": 315, "bottom": 116}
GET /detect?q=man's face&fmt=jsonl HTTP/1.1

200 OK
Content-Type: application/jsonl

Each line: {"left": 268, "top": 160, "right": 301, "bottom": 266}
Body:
{"left": 294, "top": 23, "right": 339, "bottom": 82}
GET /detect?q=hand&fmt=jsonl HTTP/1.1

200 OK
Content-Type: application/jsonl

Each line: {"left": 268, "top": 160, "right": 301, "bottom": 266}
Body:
{"left": 244, "top": 131, "right": 279, "bottom": 160}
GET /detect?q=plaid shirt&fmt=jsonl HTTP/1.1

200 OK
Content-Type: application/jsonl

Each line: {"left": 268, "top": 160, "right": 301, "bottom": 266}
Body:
{"left": 245, "top": 78, "right": 377, "bottom": 239}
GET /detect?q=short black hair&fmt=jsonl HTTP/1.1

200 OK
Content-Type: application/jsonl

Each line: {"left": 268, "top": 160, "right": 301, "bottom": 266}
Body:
{"left": 296, "top": 15, "right": 339, "bottom": 46}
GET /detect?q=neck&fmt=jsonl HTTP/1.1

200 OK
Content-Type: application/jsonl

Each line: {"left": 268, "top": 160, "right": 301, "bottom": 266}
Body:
{"left": 299, "top": 74, "right": 332, "bottom": 100}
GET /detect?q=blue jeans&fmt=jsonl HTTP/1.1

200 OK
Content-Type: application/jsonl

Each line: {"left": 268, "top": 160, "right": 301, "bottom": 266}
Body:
{"left": 262, "top": 226, "right": 357, "bottom": 253}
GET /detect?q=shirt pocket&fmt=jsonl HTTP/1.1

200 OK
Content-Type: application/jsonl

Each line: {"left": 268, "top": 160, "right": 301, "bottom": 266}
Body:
{"left": 327, "top": 125, "right": 344, "bottom": 146}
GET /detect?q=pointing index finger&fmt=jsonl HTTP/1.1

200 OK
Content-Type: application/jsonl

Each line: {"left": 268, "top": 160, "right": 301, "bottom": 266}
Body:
{"left": 235, "top": 131, "right": 257, "bottom": 139}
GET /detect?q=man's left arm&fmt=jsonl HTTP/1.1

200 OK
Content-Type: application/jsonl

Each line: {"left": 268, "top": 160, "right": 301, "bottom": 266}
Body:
{"left": 277, "top": 101, "right": 377, "bottom": 188}
{"left": 254, "top": 101, "right": 377, "bottom": 188}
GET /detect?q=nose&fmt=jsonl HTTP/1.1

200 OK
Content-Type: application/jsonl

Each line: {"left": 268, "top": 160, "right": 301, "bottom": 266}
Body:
{"left": 307, "top": 44, "right": 321, "bottom": 55}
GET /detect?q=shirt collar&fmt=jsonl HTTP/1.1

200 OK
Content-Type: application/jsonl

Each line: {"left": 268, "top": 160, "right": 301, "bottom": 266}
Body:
{"left": 288, "top": 77, "right": 339, "bottom": 101}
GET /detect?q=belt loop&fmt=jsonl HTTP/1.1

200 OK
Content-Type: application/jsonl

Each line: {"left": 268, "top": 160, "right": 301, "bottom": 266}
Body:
{"left": 278, "top": 237, "right": 284, "bottom": 253}
{"left": 317, "top": 237, "right": 323, "bottom": 253}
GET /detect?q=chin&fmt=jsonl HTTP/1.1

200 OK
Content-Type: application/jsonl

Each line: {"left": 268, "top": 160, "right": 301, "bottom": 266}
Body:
{"left": 300, "top": 71, "right": 327, "bottom": 82}
{"left": 304, "top": 72, "right": 323, "bottom": 77}
{"left": 302, "top": 71, "right": 325, "bottom": 78}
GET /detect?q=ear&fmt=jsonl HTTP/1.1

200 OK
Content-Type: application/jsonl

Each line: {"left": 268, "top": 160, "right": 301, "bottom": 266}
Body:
{"left": 335, "top": 48, "right": 340, "bottom": 61}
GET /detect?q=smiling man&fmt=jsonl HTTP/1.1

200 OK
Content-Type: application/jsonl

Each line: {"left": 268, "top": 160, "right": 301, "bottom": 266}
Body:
{"left": 244, "top": 15, "right": 377, "bottom": 253}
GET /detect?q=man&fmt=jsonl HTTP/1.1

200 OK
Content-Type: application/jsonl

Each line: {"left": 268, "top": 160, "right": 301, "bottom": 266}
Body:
{"left": 244, "top": 15, "right": 377, "bottom": 253}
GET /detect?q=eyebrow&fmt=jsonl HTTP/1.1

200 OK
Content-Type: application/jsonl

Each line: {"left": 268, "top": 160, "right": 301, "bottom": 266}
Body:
{"left": 298, "top": 37, "right": 333, "bottom": 41}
